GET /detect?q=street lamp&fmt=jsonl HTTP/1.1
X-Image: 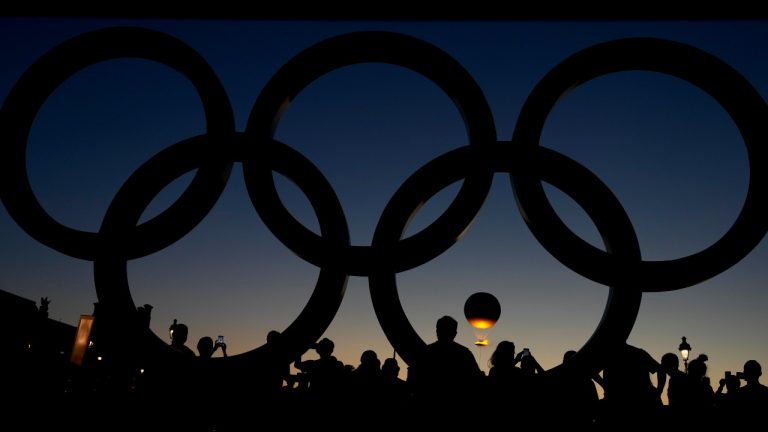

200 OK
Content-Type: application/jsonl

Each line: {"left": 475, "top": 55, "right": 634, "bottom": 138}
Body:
{"left": 678, "top": 336, "right": 691, "bottom": 373}
{"left": 169, "top": 318, "right": 177, "bottom": 342}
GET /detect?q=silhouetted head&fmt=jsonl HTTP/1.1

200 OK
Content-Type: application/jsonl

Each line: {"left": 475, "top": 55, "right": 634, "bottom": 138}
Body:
{"left": 436, "top": 315, "right": 458, "bottom": 342}
{"left": 743, "top": 359, "right": 762, "bottom": 382}
{"left": 172, "top": 323, "right": 189, "bottom": 345}
{"left": 197, "top": 336, "right": 214, "bottom": 358}
{"left": 382, "top": 358, "right": 400, "bottom": 377}
{"left": 315, "top": 337, "right": 335, "bottom": 357}
{"left": 563, "top": 350, "right": 577, "bottom": 363}
{"left": 360, "top": 349, "right": 379, "bottom": 365}
{"left": 490, "top": 340, "right": 516, "bottom": 366}
{"left": 688, "top": 355, "right": 708, "bottom": 379}
{"left": 661, "top": 352, "right": 680, "bottom": 372}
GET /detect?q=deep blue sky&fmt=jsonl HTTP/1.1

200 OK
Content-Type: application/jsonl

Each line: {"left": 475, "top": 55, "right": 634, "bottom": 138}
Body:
{"left": 1, "top": 18, "right": 766, "bottom": 395}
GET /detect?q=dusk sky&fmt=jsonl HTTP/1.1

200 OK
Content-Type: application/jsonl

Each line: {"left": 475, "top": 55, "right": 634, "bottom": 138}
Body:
{"left": 1, "top": 17, "right": 766, "bottom": 399}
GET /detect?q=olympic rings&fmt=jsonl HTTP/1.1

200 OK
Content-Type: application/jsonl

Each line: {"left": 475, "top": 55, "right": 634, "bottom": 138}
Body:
{"left": 1, "top": 29, "right": 765, "bottom": 370}
{"left": 512, "top": 37, "right": 768, "bottom": 292}
{"left": 95, "top": 134, "right": 349, "bottom": 361}
{"left": 0, "top": 26, "right": 235, "bottom": 260}
{"left": 369, "top": 143, "right": 643, "bottom": 378}
{"left": 244, "top": 31, "right": 496, "bottom": 275}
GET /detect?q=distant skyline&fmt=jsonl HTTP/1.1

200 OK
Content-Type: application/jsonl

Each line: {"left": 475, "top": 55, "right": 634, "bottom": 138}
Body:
{"left": 1, "top": 17, "right": 766, "bottom": 400}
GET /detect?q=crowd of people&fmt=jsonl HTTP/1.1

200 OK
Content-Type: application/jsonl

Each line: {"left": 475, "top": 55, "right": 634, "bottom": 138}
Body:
{"left": 6, "top": 312, "right": 767, "bottom": 430}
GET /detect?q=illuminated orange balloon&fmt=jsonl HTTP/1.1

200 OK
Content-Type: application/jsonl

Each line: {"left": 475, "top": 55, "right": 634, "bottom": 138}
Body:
{"left": 464, "top": 292, "right": 501, "bottom": 329}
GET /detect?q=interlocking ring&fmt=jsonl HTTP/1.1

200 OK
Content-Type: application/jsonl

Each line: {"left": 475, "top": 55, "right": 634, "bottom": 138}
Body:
{"left": 95, "top": 134, "right": 349, "bottom": 361}
{"left": 369, "top": 144, "right": 642, "bottom": 376}
{"left": 0, "top": 26, "right": 235, "bottom": 261}
{"left": 244, "top": 31, "right": 496, "bottom": 276}
{"left": 2, "top": 28, "right": 765, "bottom": 377}
{"left": 512, "top": 37, "right": 768, "bottom": 292}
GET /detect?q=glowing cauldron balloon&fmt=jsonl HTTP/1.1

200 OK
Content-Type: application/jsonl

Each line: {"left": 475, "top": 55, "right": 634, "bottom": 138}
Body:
{"left": 464, "top": 292, "right": 501, "bottom": 330}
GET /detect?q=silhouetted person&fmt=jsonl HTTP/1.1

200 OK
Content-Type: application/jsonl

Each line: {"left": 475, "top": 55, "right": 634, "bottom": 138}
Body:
{"left": 487, "top": 340, "right": 524, "bottom": 383}
{"left": 660, "top": 352, "right": 688, "bottom": 407}
{"left": 676, "top": 353, "right": 714, "bottom": 428}
{"left": 380, "top": 357, "right": 411, "bottom": 408}
{"left": 196, "top": 336, "right": 227, "bottom": 359}
{"left": 486, "top": 340, "right": 527, "bottom": 417}
{"left": 350, "top": 349, "right": 381, "bottom": 390}
{"left": 659, "top": 351, "right": 692, "bottom": 425}
{"left": 519, "top": 347, "right": 550, "bottom": 424}
{"left": 547, "top": 349, "right": 601, "bottom": 428}
{"left": 260, "top": 330, "right": 289, "bottom": 394}
{"left": 169, "top": 322, "right": 195, "bottom": 357}
{"left": 38, "top": 296, "right": 50, "bottom": 318}
{"left": 293, "top": 337, "right": 345, "bottom": 414}
{"left": 219, "top": 330, "right": 291, "bottom": 430}
{"left": 599, "top": 342, "right": 665, "bottom": 427}
{"left": 236, "top": 329, "right": 293, "bottom": 423}
{"left": 733, "top": 359, "right": 768, "bottom": 426}
{"left": 365, "top": 355, "right": 412, "bottom": 428}
{"left": 348, "top": 349, "right": 383, "bottom": 413}
{"left": 166, "top": 322, "right": 196, "bottom": 395}
{"left": 688, "top": 355, "right": 715, "bottom": 413}
{"left": 146, "top": 321, "right": 197, "bottom": 430}
{"left": 714, "top": 370, "right": 741, "bottom": 426}
{"left": 407, "top": 315, "right": 484, "bottom": 419}
{"left": 191, "top": 336, "right": 228, "bottom": 431}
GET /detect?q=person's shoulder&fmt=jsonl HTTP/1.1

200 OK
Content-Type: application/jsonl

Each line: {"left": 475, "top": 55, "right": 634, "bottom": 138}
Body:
{"left": 454, "top": 341, "right": 474, "bottom": 354}
{"left": 488, "top": 366, "right": 509, "bottom": 378}
{"left": 421, "top": 341, "right": 443, "bottom": 355}
{"left": 173, "top": 344, "right": 196, "bottom": 357}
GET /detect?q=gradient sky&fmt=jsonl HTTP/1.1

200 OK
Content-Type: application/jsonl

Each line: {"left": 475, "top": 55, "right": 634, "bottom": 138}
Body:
{"left": 1, "top": 17, "right": 766, "bottom": 399}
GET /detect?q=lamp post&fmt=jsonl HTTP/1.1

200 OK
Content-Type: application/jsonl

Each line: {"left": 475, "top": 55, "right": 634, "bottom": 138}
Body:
{"left": 169, "top": 318, "right": 177, "bottom": 342}
{"left": 679, "top": 336, "right": 691, "bottom": 373}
